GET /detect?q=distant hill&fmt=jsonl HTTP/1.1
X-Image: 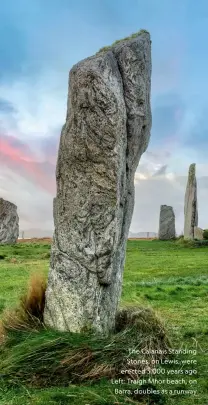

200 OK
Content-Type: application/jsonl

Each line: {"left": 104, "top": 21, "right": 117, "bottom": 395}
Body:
{"left": 128, "top": 231, "right": 157, "bottom": 238}
{"left": 19, "top": 229, "right": 53, "bottom": 239}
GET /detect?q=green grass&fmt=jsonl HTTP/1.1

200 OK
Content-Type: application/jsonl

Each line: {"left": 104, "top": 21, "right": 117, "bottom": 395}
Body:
{"left": 0, "top": 240, "right": 207, "bottom": 404}
{"left": 97, "top": 29, "right": 149, "bottom": 53}
{"left": 0, "top": 242, "right": 49, "bottom": 313}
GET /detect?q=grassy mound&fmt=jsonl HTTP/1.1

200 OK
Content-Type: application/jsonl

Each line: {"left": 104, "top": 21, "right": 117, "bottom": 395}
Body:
{"left": 0, "top": 275, "right": 170, "bottom": 388}
{"left": 1, "top": 308, "right": 170, "bottom": 387}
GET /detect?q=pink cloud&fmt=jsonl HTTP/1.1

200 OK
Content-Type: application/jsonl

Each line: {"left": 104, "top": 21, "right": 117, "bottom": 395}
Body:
{"left": 0, "top": 134, "right": 56, "bottom": 195}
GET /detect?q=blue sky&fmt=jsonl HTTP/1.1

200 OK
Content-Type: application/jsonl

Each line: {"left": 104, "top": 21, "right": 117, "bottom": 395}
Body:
{"left": 0, "top": 0, "right": 208, "bottom": 234}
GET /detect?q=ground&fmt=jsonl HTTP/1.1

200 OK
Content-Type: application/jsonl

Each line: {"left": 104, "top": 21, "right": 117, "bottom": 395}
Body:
{"left": 0, "top": 240, "right": 207, "bottom": 404}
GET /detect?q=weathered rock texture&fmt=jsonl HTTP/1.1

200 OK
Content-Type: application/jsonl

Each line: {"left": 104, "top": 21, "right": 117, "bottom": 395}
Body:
{"left": 194, "top": 226, "right": 204, "bottom": 240}
{"left": 184, "top": 164, "right": 198, "bottom": 239}
{"left": 44, "top": 31, "right": 152, "bottom": 334}
{"left": 158, "top": 205, "right": 176, "bottom": 240}
{"left": 0, "top": 198, "right": 19, "bottom": 244}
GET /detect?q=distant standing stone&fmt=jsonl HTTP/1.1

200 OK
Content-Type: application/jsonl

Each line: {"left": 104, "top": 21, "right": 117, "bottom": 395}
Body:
{"left": 159, "top": 205, "right": 176, "bottom": 240}
{"left": 184, "top": 164, "right": 198, "bottom": 239}
{"left": 194, "top": 226, "right": 204, "bottom": 240}
{"left": 0, "top": 198, "right": 19, "bottom": 244}
{"left": 44, "top": 31, "right": 152, "bottom": 335}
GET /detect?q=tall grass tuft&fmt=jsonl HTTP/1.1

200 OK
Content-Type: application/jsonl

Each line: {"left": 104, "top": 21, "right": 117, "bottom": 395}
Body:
{"left": 2, "top": 273, "right": 47, "bottom": 333}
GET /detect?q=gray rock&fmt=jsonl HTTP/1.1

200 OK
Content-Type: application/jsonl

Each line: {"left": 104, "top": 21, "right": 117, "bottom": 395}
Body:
{"left": 0, "top": 198, "right": 19, "bottom": 244}
{"left": 44, "top": 31, "right": 152, "bottom": 335}
{"left": 194, "top": 226, "right": 204, "bottom": 240}
{"left": 184, "top": 164, "right": 198, "bottom": 239}
{"left": 158, "top": 205, "right": 176, "bottom": 240}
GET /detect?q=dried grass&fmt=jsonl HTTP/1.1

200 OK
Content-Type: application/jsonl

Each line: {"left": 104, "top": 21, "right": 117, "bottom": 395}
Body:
{"left": 1, "top": 305, "right": 171, "bottom": 387}
{"left": 2, "top": 273, "right": 47, "bottom": 333}
{"left": 0, "top": 320, "right": 6, "bottom": 345}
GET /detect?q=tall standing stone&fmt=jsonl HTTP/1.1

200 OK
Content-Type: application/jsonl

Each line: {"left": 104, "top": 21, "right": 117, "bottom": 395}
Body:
{"left": 0, "top": 198, "right": 19, "bottom": 244}
{"left": 159, "top": 205, "right": 176, "bottom": 240}
{"left": 44, "top": 31, "right": 152, "bottom": 334}
{"left": 184, "top": 164, "right": 198, "bottom": 239}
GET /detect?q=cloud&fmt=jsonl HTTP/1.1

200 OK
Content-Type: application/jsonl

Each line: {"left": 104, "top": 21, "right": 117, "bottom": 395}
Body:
{"left": 0, "top": 133, "right": 56, "bottom": 196}
{"left": 0, "top": 7, "right": 27, "bottom": 79}
{"left": 131, "top": 171, "right": 208, "bottom": 235}
{"left": 152, "top": 165, "right": 167, "bottom": 176}
{"left": 151, "top": 92, "right": 186, "bottom": 145}
{"left": 182, "top": 108, "right": 208, "bottom": 152}
{"left": 0, "top": 0, "right": 207, "bottom": 237}
{"left": 0, "top": 72, "right": 66, "bottom": 142}
{"left": 0, "top": 70, "right": 63, "bottom": 222}
{"left": 0, "top": 166, "right": 53, "bottom": 232}
{"left": 132, "top": 155, "right": 208, "bottom": 235}
{"left": 0, "top": 75, "right": 205, "bottom": 238}
{"left": 135, "top": 149, "right": 172, "bottom": 180}
{"left": 0, "top": 98, "right": 16, "bottom": 113}
{"left": 0, "top": 134, "right": 35, "bottom": 161}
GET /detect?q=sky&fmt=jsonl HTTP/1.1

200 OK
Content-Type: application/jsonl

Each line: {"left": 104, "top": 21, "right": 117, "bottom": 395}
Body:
{"left": 0, "top": 0, "right": 208, "bottom": 236}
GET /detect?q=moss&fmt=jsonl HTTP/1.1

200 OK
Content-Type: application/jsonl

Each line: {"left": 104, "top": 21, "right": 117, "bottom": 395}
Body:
{"left": 97, "top": 29, "right": 150, "bottom": 54}
{"left": 188, "top": 163, "right": 196, "bottom": 183}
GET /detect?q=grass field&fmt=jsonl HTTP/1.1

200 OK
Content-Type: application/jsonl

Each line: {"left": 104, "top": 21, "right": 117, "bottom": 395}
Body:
{"left": 0, "top": 240, "right": 207, "bottom": 404}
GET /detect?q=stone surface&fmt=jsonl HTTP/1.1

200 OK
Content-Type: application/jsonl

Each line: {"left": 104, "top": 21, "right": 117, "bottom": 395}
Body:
{"left": 158, "top": 205, "right": 176, "bottom": 240}
{"left": 44, "top": 31, "right": 152, "bottom": 335}
{"left": 194, "top": 226, "right": 204, "bottom": 240}
{"left": 184, "top": 164, "right": 198, "bottom": 239}
{"left": 0, "top": 198, "right": 19, "bottom": 244}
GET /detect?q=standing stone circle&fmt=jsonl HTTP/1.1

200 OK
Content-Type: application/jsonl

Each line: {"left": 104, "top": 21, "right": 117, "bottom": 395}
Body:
{"left": 184, "top": 163, "right": 198, "bottom": 240}
{"left": 0, "top": 198, "right": 19, "bottom": 244}
{"left": 44, "top": 31, "right": 152, "bottom": 334}
{"left": 159, "top": 205, "right": 176, "bottom": 240}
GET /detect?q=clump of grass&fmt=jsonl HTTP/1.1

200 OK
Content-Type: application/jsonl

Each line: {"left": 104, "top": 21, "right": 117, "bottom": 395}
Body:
{"left": 2, "top": 273, "right": 47, "bottom": 334}
{"left": 20, "top": 273, "right": 46, "bottom": 322}
{"left": 41, "top": 252, "right": 50, "bottom": 259}
{"left": 175, "top": 238, "right": 208, "bottom": 248}
{"left": 0, "top": 320, "right": 6, "bottom": 345}
{"left": 0, "top": 306, "right": 171, "bottom": 387}
{"left": 175, "top": 233, "right": 184, "bottom": 240}
{"left": 203, "top": 229, "right": 208, "bottom": 240}
{"left": 97, "top": 29, "right": 149, "bottom": 53}
{"left": 115, "top": 307, "right": 167, "bottom": 338}
{"left": 9, "top": 258, "right": 17, "bottom": 263}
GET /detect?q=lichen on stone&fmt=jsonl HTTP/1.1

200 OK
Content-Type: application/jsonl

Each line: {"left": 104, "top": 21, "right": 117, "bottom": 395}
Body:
{"left": 188, "top": 163, "right": 196, "bottom": 183}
